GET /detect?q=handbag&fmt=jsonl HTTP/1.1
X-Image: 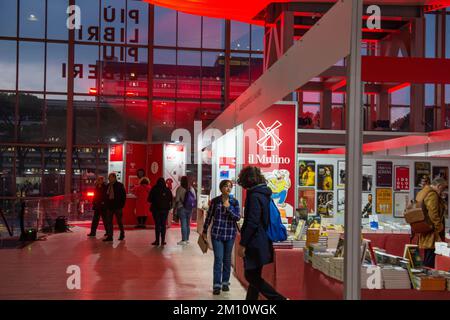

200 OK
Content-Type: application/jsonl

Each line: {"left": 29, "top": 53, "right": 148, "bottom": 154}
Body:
{"left": 197, "top": 234, "right": 209, "bottom": 254}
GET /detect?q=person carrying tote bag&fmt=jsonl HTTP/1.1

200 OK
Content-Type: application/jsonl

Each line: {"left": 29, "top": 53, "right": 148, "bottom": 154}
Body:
{"left": 202, "top": 180, "right": 240, "bottom": 295}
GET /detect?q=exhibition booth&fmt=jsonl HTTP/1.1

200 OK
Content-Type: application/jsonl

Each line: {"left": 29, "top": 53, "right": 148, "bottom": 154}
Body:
{"left": 108, "top": 141, "right": 186, "bottom": 226}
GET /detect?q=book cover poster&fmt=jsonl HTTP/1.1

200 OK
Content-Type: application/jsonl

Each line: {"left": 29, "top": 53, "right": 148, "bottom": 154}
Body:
{"left": 376, "top": 188, "right": 393, "bottom": 214}
{"left": 362, "top": 165, "right": 373, "bottom": 191}
{"left": 299, "top": 160, "right": 316, "bottom": 187}
{"left": 299, "top": 189, "right": 315, "bottom": 214}
{"left": 414, "top": 162, "right": 431, "bottom": 188}
{"left": 361, "top": 193, "right": 373, "bottom": 218}
{"left": 394, "top": 192, "right": 410, "bottom": 218}
{"left": 317, "top": 191, "right": 334, "bottom": 217}
{"left": 337, "top": 160, "right": 345, "bottom": 187}
{"left": 376, "top": 161, "right": 393, "bottom": 187}
{"left": 317, "top": 165, "right": 334, "bottom": 191}
{"left": 337, "top": 189, "right": 345, "bottom": 214}
{"left": 432, "top": 166, "right": 449, "bottom": 182}
{"left": 395, "top": 166, "right": 410, "bottom": 191}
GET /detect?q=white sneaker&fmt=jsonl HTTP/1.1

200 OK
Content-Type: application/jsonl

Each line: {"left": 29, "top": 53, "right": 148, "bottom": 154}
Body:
{"left": 177, "top": 241, "right": 186, "bottom": 245}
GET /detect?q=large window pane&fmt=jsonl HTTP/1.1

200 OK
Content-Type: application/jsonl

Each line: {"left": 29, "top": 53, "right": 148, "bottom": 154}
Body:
{"left": 75, "top": 0, "right": 100, "bottom": 43}
{"left": 391, "top": 107, "right": 410, "bottom": 131}
{"left": 125, "top": 98, "right": 147, "bottom": 141}
{"left": 203, "top": 17, "right": 225, "bottom": 49}
{"left": 0, "top": 93, "right": 16, "bottom": 142}
{"left": 0, "top": 147, "right": 15, "bottom": 197}
{"left": 126, "top": 48, "right": 148, "bottom": 97}
{"left": 101, "top": 0, "right": 126, "bottom": 44}
{"left": 99, "top": 45, "right": 126, "bottom": 96}
{"left": 0, "top": 41, "right": 17, "bottom": 90}
{"left": 154, "top": 6, "right": 176, "bottom": 46}
{"left": 176, "top": 100, "right": 199, "bottom": 134}
{"left": 19, "top": 42, "right": 45, "bottom": 91}
{"left": 231, "top": 21, "right": 250, "bottom": 50}
{"left": 230, "top": 53, "right": 250, "bottom": 100}
{"left": 251, "top": 25, "right": 264, "bottom": 51}
{"left": 0, "top": 0, "right": 17, "bottom": 37}
{"left": 250, "top": 53, "right": 263, "bottom": 83}
{"left": 16, "top": 147, "right": 42, "bottom": 197}
{"left": 446, "top": 15, "right": 450, "bottom": 58}
{"left": 177, "top": 50, "right": 200, "bottom": 98}
{"left": 425, "top": 84, "right": 435, "bottom": 107}
{"left": 154, "top": 49, "right": 176, "bottom": 97}
{"left": 425, "top": 13, "right": 436, "bottom": 58}
{"left": 18, "top": 93, "right": 44, "bottom": 142}
{"left": 47, "top": 0, "right": 68, "bottom": 40}
{"left": 152, "top": 100, "right": 175, "bottom": 141}
{"left": 74, "top": 96, "right": 97, "bottom": 144}
{"left": 20, "top": 0, "right": 45, "bottom": 38}
{"left": 391, "top": 85, "right": 410, "bottom": 106}
{"left": 127, "top": 0, "right": 149, "bottom": 45}
{"left": 99, "top": 97, "right": 125, "bottom": 143}
{"left": 202, "top": 51, "right": 224, "bottom": 99}
{"left": 74, "top": 44, "right": 98, "bottom": 94}
{"left": 47, "top": 43, "right": 68, "bottom": 92}
{"left": 72, "top": 147, "right": 97, "bottom": 194}
{"left": 45, "top": 95, "right": 67, "bottom": 144}
{"left": 178, "top": 12, "right": 201, "bottom": 48}
{"left": 43, "top": 147, "right": 65, "bottom": 196}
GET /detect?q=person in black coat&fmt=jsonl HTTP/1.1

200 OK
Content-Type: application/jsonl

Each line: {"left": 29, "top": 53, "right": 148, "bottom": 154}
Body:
{"left": 148, "top": 177, "right": 173, "bottom": 246}
{"left": 88, "top": 176, "right": 108, "bottom": 237}
{"left": 237, "top": 166, "right": 286, "bottom": 300}
{"left": 104, "top": 172, "right": 127, "bottom": 242}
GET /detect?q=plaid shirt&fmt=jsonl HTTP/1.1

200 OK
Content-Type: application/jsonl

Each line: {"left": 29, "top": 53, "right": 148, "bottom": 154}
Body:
{"left": 203, "top": 196, "right": 240, "bottom": 241}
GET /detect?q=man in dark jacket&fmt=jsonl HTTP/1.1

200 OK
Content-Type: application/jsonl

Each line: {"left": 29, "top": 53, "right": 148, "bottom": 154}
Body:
{"left": 148, "top": 177, "right": 173, "bottom": 246}
{"left": 104, "top": 172, "right": 126, "bottom": 242}
{"left": 237, "top": 166, "right": 286, "bottom": 300}
{"left": 88, "top": 176, "right": 108, "bottom": 237}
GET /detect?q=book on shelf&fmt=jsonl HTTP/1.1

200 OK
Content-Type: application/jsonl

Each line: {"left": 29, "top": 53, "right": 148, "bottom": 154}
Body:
{"left": 403, "top": 244, "right": 423, "bottom": 269}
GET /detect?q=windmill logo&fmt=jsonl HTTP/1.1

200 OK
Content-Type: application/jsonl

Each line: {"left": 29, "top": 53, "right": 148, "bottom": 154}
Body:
{"left": 256, "top": 120, "right": 282, "bottom": 151}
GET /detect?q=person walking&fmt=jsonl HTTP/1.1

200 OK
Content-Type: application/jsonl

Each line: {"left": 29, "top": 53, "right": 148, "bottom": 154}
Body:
{"left": 236, "top": 166, "right": 286, "bottom": 300}
{"left": 416, "top": 177, "right": 448, "bottom": 268}
{"left": 174, "top": 176, "right": 196, "bottom": 245}
{"left": 104, "top": 173, "right": 127, "bottom": 242}
{"left": 148, "top": 177, "right": 173, "bottom": 246}
{"left": 202, "top": 180, "right": 240, "bottom": 295}
{"left": 132, "top": 177, "right": 151, "bottom": 228}
{"left": 87, "top": 176, "right": 107, "bottom": 237}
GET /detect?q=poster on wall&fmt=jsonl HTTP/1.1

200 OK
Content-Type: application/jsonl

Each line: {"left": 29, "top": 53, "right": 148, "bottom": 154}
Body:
{"left": 266, "top": 169, "right": 292, "bottom": 218}
{"left": 163, "top": 144, "right": 186, "bottom": 195}
{"left": 317, "top": 191, "right": 334, "bottom": 217}
{"left": 337, "top": 161, "right": 345, "bottom": 187}
{"left": 395, "top": 166, "right": 410, "bottom": 191}
{"left": 299, "top": 188, "right": 315, "bottom": 215}
{"left": 376, "top": 188, "right": 393, "bottom": 214}
{"left": 361, "top": 193, "right": 373, "bottom": 218}
{"left": 432, "top": 166, "right": 449, "bottom": 182}
{"left": 362, "top": 165, "right": 373, "bottom": 192}
{"left": 299, "top": 160, "right": 316, "bottom": 187}
{"left": 394, "top": 192, "right": 410, "bottom": 218}
{"left": 337, "top": 189, "right": 345, "bottom": 214}
{"left": 376, "top": 161, "right": 393, "bottom": 187}
{"left": 108, "top": 144, "right": 124, "bottom": 183}
{"left": 414, "top": 162, "right": 431, "bottom": 188}
{"left": 317, "top": 165, "right": 334, "bottom": 191}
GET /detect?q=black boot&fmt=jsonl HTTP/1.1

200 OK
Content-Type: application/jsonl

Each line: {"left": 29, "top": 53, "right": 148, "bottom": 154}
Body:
{"left": 118, "top": 233, "right": 125, "bottom": 241}
{"left": 161, "top": 228, "right": 166, "bottom": 245}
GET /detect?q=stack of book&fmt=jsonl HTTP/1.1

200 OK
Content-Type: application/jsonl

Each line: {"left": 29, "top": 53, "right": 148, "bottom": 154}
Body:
{"left": 411, "top": 273, "right": 446, "bottom": 291}
{"left": 326, "top": 232, "right": 341, "bottom": 250}
{"left": 311, "top": 252, "right": 334, "bottom": 275}
{"left": 381, "top": 266, "right": 411, "bottom": 289}
{"left": 273, "top": 240, "right": 294, "bottom": 249}
{"left": 318, "top": 236, "right": 328, "bottom": 247}
{"left": 361, "top": 265, "right": 382, "bottom": 289}
{"left": 293, "top": 240, "right": 306, "bottom": 248}
{"left": 329, "top": 257, "right": 344, "bottom": 282}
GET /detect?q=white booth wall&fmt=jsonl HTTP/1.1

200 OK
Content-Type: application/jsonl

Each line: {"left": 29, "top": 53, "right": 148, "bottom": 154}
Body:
{"left": 211, "top": 128, "right": 237, "bottom": 199}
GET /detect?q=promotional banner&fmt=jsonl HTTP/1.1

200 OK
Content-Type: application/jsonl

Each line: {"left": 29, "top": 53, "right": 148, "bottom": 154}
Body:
{"left": 376, "top": 161, "right": 393, "bottom": 187}
{"left": 108, "top": 144, "right": 124, "bottom": 182}
{"left": 395, "top": 166, "right": 410, "bottom": 191}
{"left": 147, "top": 144, "right": 163, "bottom": 189}
{"left": 125, "top": 143, "right": 147, "bottom": 193}
{"left": 164, "top": 143, "right": 186, "bottom": 196}
{"left": 243, "top": 103, "right": 296, "bottom": 218}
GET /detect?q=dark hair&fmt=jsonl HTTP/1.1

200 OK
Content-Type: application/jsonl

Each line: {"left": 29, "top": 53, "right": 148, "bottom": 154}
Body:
{"left": 140, "top": 177, "right": 149, "bottom": 185}
{"left": 156, "top": 177, "right": 166, "bottom": 188}
{"left": 237, "top": 166, "right": 266, "bottom": 189}
{"left": 219, "top": 179, "right": 233, "bottom": 192}
{"left": 180, "top": 176, "right": 189, "bottom": 189}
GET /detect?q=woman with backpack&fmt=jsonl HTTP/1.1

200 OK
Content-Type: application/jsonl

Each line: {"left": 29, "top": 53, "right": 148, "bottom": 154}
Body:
{"left": 148, "top": 177, "right": 173, "bottom": 246}
{"left": 202, "top": 179, "right": 240, "bottom": 295}
{"left": 174, "top": 176, "right": 196, "bottom": 245}
{"left": 236, "top": 166, "right": 286, "bottom": 300}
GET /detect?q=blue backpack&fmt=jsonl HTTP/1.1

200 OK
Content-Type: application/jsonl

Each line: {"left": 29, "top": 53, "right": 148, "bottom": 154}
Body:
{"left": 266, "top": 199, "right": 288, "bottom": 242}
{"left": 183, "top": 189, "right": 196, "bottom": 210}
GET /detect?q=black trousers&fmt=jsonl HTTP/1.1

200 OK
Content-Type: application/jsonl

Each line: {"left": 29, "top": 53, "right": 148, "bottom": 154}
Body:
{"left": 244, "top": 267, "right": 286, "bottom": 300}
{"left": 90, "top": 207, "right": 106, "bottom": 235}
{"left": 105, "top": 209, "right": 124, "bottom": 238}
{"left": 137, "top": 216, "right": 147, "bottom": 226}
{"left": 152, "top": 210, "right": 169, "bottom": 243}
{"left": 423, "top": 249, "right": 436, "bottom": 268}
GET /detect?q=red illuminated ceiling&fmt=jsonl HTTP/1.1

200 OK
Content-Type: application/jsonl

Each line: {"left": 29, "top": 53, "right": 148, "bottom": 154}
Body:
{"left": 145, "top": 0, "right": 448, "bottom": 24}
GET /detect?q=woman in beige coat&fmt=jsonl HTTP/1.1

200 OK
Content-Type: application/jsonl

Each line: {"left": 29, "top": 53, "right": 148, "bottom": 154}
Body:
{"left": 415, "top": 177, "right": 448, "bottom": 267}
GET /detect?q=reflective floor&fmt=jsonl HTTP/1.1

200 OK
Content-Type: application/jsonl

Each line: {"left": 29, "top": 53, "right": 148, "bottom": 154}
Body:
{"left": 0, "top": 226, "right": 246, "bottom": 300}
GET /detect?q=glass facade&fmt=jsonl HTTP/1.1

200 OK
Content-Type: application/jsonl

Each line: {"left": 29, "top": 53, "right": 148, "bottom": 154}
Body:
{"left": 0, "top": 0, "right": 263, "bottom": 199}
